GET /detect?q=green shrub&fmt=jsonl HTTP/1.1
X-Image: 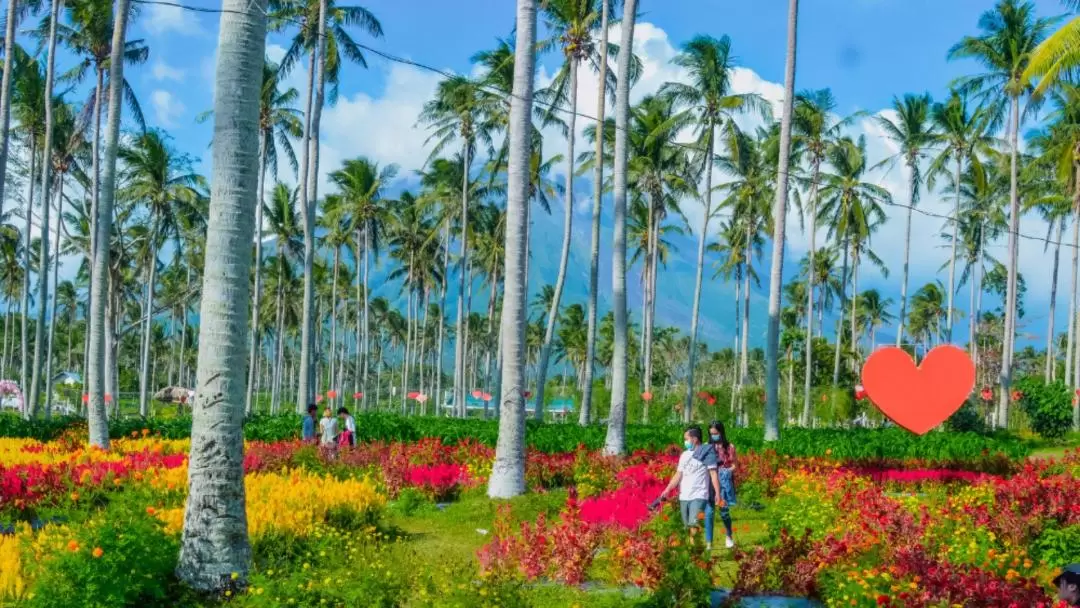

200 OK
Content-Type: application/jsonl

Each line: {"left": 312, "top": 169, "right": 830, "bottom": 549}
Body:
{"left": 1031, "top": 524, "right": 1080, "bottom": 566}
{"left": 947, "top": 399, "right": 987, "bottom": 434}
{"left": 25, "top": 507, "right": 180, "bottom": 608}
{"left": 1014, "top": 377, "right": 1073, "bottom": 441}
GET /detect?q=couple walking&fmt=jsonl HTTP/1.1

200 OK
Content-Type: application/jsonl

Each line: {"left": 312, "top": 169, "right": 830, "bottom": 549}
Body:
{"left": 652, "top": 421, "right": 737, "bottom": 551}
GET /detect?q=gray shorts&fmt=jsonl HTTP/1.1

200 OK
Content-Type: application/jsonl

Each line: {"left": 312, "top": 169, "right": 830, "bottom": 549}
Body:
{"left": 680, "top": 499, "right": 707, "bottom": 527}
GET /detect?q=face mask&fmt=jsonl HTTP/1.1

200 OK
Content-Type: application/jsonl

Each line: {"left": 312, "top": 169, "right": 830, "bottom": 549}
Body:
{"left": 683, "top": 440, "right": 694, "bottom": 450}
{"left": 710, "top": 434, "right": 721, "bottom": 442}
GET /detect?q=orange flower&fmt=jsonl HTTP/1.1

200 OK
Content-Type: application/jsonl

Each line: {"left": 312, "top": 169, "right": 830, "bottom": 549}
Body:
{"left": 141, "top": 428, "right": 150, "bottom": 436}
{"left": 70, "top": 491, "right": 79, "bottom": 502}
{"left": 146, "top": 506, "right": 157, "bottom": 516}
{"left": 67, "top": 540, "right": 79, "bottom": 552}
{"left": 92, "top": 547, "right": 103, "bottom": 559}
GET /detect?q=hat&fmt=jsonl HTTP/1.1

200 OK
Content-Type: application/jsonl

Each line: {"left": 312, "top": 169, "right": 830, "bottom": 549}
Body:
{"left": 1054, "top": 564, "right": 1080, "bottom": 586}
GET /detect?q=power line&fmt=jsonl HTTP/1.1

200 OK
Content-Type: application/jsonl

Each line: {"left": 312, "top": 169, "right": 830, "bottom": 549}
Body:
{"left": 131, "top": 0, "right": 1076, "bottom": 253}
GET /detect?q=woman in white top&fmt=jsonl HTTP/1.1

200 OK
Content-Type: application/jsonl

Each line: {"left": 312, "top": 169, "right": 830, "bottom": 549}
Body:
{"left": 319, "top": 407, "right": 338, "bottom": 458}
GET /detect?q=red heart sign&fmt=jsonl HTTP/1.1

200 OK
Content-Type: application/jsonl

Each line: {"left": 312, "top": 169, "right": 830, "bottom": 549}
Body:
{"left": 861, "top": 345, "right": 975, "bottom": 435}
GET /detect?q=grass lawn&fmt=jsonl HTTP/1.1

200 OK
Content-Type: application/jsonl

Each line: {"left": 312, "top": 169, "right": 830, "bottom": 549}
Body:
{"left": 383, "top": 488, "right": 773, "bottom": 606}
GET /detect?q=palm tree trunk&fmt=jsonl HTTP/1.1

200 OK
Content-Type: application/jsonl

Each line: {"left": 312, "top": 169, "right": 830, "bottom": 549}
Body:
{"left": 484, "top": 271, "right": 497, "bottom": 391}
{"left": 974, "top": 234, "right": 984, "bottom": 371}
{"left": 138, "top": 240, "right": 158, "bottom": 417}
{"left": 850, "top": 250, "right": 860, "bottom": 366}
{"left": 20, "top": 139, "right": 36, "bottom": 415}
{"left": 488, "top": 0, "right": 535, "bottom": 496}
{"left": 946, "top": 157, "right": 962, "bottom": 342}
{"left": 296, "top": 0, "right": 326, "bottom": 412}
{"left": 764, "top": 0, "right": 797, "bottom": 442}
{"left": 401, "top": 283, "right": 413, "bottom": 415}
{"left": 1046, "top": 218, "right": 1063, "bottom": 382}
{"left": 436, "top": 219, "right": 449, "bottom": 410}
{"left": 800, "top": 160, "right": 820, "bottom": 427}
{"left": 644, "top": 205, "right": 658, "bottom": 406}
{"left": 832, "top": 236, "right": 849, "bottom": 386}
{"left": 1067, "top": 216, "right": 1078, "bottom": 385}
{"left": 535, "top": 58, "right": 578, "bottom": 422}
{"left": 176, "top": 0, "right": 263, "bottom": 587}
{"left": 271, "top": 257, "right": 285, "bottom": 413}
{"left": 604, "top": 0, "right": 637, "bottom": 456}
{"left": 454, "top": 143, "right": 471, "bottom": 419}
{"left": 27, "top": 0, "right": 62, "bottom": 418}
{"left": 329, "top": 245, "right": 339, "bottom": 398}
{"left": 45, "top": 180, "right": 64, "bottom": 418}
{"left": 246, "top": 137, "right": 267, "bottom": 415}
{"left": 997, "top": 96, "right": 1020, "bottom": 430}
{"left": 86, "top": 0, "right": 132, "bottom": 443}
{"left": 582, "top": 0, "right": 610, "bottom": 427}
{"left": 419, "top": 288, "right": 429, "bottom": 412}
{"left": 730, "top": 269, "right": 740, "bottom": 416}
{"left": 739, "top": 227, "right": 752, "bottom": 422}
{"left": 684, "top": 128, "right": 715, "bottom": 423}
{"left": 895, "top": 170, "right": 916, "bottom": 348}
{"left": 0, "top": 0, "right": 18, "bottom": 230}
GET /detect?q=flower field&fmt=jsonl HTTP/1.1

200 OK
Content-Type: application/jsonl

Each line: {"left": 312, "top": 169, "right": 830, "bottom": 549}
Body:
{"left": 0, "top": 419, "right": 1076, "bottom": 607}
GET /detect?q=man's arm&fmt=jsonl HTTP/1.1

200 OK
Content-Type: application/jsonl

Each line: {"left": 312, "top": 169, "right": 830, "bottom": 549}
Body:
{"left": 710, "top": 469, "right": 721, "bottom": 505}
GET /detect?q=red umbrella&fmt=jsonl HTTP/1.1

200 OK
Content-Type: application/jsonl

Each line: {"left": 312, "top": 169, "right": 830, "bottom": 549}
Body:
{"left": 641, "top": 391, "right": 653, "bottom": 402}
{"left": 407, "top": 391, "right": 420, "bottom": 400}
{"left": 471, "top": 390, "right": 483, "bottom": 399}
{"left": 327, "top": 390, "right": 338, "bottom": 399}
{"left": 481, "top": 393, "right": 492, "bottom": 402}
{"left": 353, "top": 392, "right": 363, "bottom": 399}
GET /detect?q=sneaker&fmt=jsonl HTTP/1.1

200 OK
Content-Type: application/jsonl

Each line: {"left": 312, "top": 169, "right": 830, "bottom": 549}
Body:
{"left": 725, "top": 537, "right": 735, "bottom": 549}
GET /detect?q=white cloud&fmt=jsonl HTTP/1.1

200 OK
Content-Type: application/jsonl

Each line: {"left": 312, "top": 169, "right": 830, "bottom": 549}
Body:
{"left": 151, "top": 90, "right": 186, "bottom": 128}
{"left": 145, "top": 3, "right": 201, "bottom": 36}
{"left": 151, "top": 60, "right": 185, "bottom": 83}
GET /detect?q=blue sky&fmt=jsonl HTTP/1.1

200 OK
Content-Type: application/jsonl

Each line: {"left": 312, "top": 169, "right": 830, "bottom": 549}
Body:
{"left": 38, "top": 0, "right": 1072, "bottom": 349}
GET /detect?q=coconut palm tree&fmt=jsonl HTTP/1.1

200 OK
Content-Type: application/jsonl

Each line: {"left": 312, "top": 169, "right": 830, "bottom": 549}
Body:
{"left": 245, "top": 59, "right": 303, "bottom": 415}
{"left": 263, "top": 183, "right": 304, "bottom": 413}
{"left": 330, "top": 156, "right": 396, "bottom": 409}
{"left": 532, "top": 0, "right": 612, "bottom": 421}
{"left": 927, "top": 92, "right": 993, "bottom": 344}
{"left": 818, "top": 135, "right": 891, "bottom": 383}
{"left": 874, "top": 93, "right": 939, "bottom": 350}
{"left": 0, "top": 0, "right": 24, "bottom": 234}
{"left": 949, "top": 0, "right": 1054, "bottom": 428}
{"left": 420, "top": 76, "right": 498, "bottom": 417}
{"left": 176, "top": 0, "right": 263, "bottom": 590}
{"left": 26, "top": 0, "right": 62, "bottom": 418}
{"left": 764, "top": 0, "right": 799, "bottom": 441}
{"left": 856, "top": 289, "right": 895, "bottom": 351}
{"left": 488, "top": 0, "right": 536, "bottom": 496}
{"left": 119, "top": 130, "right": 206, "bottom": 417}
{"left": 660, "top": 34, "right": 770, "bottom": 422}
{"left": 1024, "top": 0, "right": 1080, "bottom": 94}
{"left": 604, "top": 0, "right": 638, "bottom": 456}
{"left": 907, "top": 282, "right": 948, "bottom": 353}
{"left": 270, "top": 0, "right": 384, "bottom": 412}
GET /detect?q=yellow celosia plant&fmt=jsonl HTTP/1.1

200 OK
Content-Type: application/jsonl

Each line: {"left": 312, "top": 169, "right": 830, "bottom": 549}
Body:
{"left": 155, "top": 467, "right": 385, "bottom": 540}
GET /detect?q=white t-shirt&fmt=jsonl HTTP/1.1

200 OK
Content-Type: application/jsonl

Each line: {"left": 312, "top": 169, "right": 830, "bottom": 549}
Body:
{"left": 344, "top": 415, "right": 356, "bottom": 434}
{"left": 677, "top": 449, "right": 710, "bottom": 501}
{"left": 319, "top": 416, "right": 338, "bottom": 446}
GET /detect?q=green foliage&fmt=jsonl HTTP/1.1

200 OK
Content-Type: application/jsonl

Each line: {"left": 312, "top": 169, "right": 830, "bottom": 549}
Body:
{"left": 25, "top": 505, "right": 181, "bottom": 608}
{"left": 1014, "top": 377, "right": 1073, "bottom": 441}
{"left": 0, "top": 411, "right": 1032, "bottom": 461}
{"left": 1031, "top": 524, "right": 1080, "bottom": 567}
{"left": 947, "top": 399, "right": 988, "bottom": 434}
{"left": 640, "top": 539, "right": 713, "bottom": 608}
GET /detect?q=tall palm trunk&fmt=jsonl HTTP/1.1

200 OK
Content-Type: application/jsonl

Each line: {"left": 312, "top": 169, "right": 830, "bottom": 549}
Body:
{"left": 87, "top": 0, "right": 131, "bottom": 449}
{"left": 27, "top": 0, "right": 62, "bottom": 418}
{"left": 138, "top": 238, "right": 158, "bottom": 417}
{"left": 895, "top": 170, "right": 916, "bottom": 348}
{"left": 800, "top": 160, "right": 820, "bottom": 427}
{"left": 45, "top": 180, "right": 64, "bottom": 418}
{"left": 946, "top": 157, "right": 962, "bottom": 342}
{"left": 582, "top": 0, "right": 609, "bottom": 426}
{"left": 1047, "top": 218, "right": 1063, "bottom": 382}
{"left": 729, "top": 269, "right": 741, "bottom": 415}
{"left": 436, "top": 219, "right": 449, "bottom": 409}
{"left": 832, "top": 236, "right": 849, "bottom": 386}
{"left": 297, "top": 0, "right": 327, "bottom": 412}
{"left": 271, "top": 256, "right": 285, "bottom": 413}
{"left": 454, "top": 144, "right": 470, "bottom": 418}
{"left": 0, "top": 0, "right": 18, "bottom": 229}
{"left": 1067, "top": 213, "right": 1078, "bottom": 385}
{"left": 488, "top": 0, "right": 535, "bottom": 498}
{"left": 604, "top": 0, "right": 638, "bottom": 456}
{"left": 20, "top": 139, "right": 36, "bottom": 414}
{"left": 764, "top": 0, "right": 798, "bottom": 442}
{"left": 684, "top": 128, "right": 715, "bottom": 422}
{"left": 997, "top": 96, "right": 1020, "bottom": 430}
{"left": 176, "top": 0, "right": 263, "bottom": 588}
{"left": 643, "top": 203, "right": 657, "bottom": 407}
{"left": 535, "top": 58, "right": 578, "bottom": 422}
{"left": 850, "top": 250, "right": 860, "bottom": 365}
{"left": 179, "top": 265, "right": 190, "bottom": 387}
{"left": 246, "top": 138, "right": 268, "bottom": 415}
{"left": 418, "top": 288, "right": 429, "bottom": 412}
{"left": 329, "top": 245, "right": 339, "bottom": 396}
{"left": 738, "top": 226, "right": 752, "bottom": 423}
{"left": 401, "top": 284, "right": 413, "bottom": 414}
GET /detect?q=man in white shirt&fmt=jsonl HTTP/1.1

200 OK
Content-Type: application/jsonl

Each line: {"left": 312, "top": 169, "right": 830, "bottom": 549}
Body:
{"left": 651, "top": 426, "right": 721, "bottom": 536}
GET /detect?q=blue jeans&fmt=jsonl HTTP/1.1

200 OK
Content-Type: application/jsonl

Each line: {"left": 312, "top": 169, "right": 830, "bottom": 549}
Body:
{"left": 706, "top": 468, "right": 736, "bottom": 543}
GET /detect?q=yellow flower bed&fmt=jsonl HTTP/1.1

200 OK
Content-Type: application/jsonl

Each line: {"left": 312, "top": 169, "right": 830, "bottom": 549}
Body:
{"left": 155, "top": 467, "right": 385, "bottom": 540}
{"left": 0, "top": 437, "right": 190, "bottom": 467}
{"left": 0, "top": 525, "right": 29, "bottom": 602}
